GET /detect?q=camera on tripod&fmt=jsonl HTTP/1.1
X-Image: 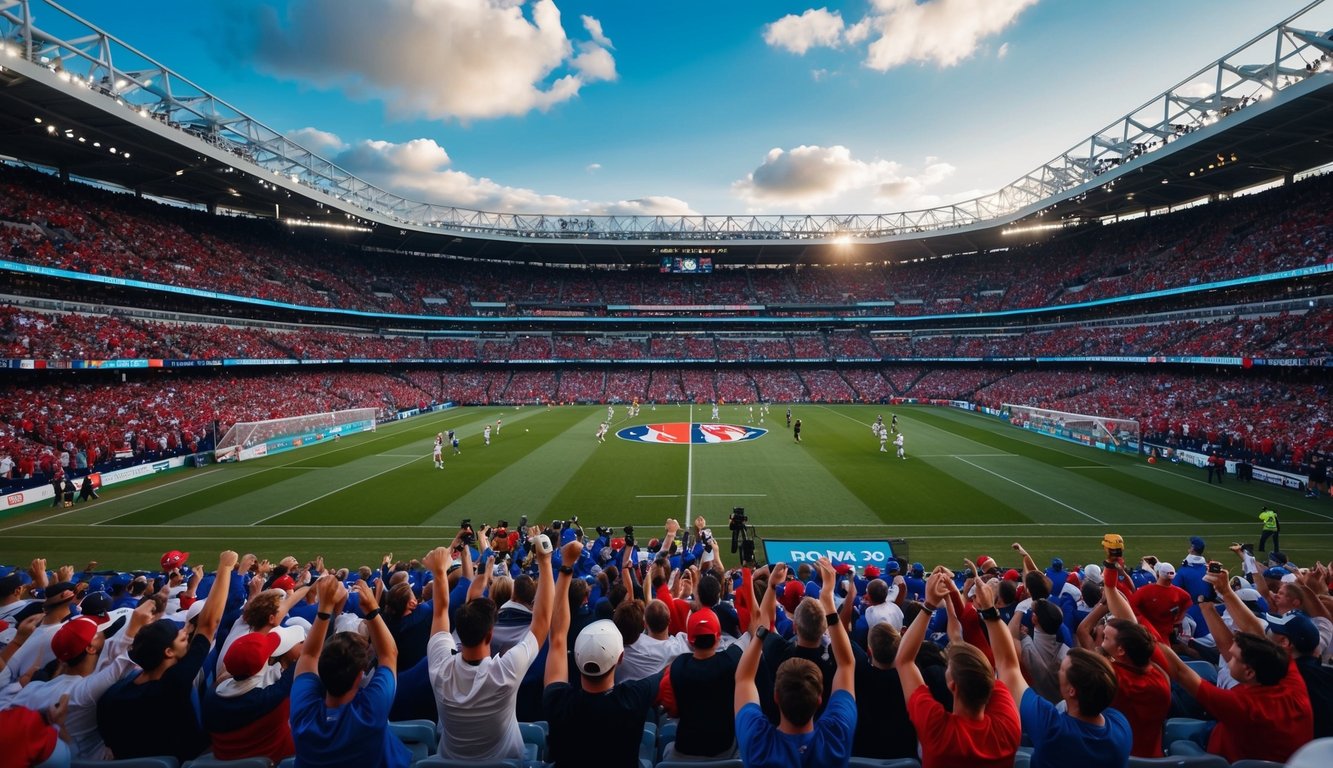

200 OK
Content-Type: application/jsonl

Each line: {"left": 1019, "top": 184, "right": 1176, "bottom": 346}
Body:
{"left": 729, "top": 507, "right": 755, "bottom": 564}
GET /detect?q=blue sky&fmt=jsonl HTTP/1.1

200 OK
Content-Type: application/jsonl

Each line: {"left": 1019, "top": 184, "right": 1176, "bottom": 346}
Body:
{"left": 57, "top": 0, "right": 1329, "bottom": 215}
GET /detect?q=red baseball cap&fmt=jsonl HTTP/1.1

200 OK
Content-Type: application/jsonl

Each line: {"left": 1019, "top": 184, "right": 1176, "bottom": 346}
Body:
{"left": 271, "top": 575, "right": 297, "bottom": 592}
{"left": 976, "top": 555, "right": 997, "bottom": 572}
{"left": 686, "top": 608, "right": 721, "bottom": 641}
{"left": 51, "top": 617, "right": 99, "bottom": 662}
{"left": 161, "top": 550, "right": 189, "bottom": 570}
{"left": 864, "top": 566, "right": 881, "bottom": 578}
{"left": 778, "top": 580, "right": 805, "bottom": 613}
{"left": 834, "top": 563, "right": 853, "bottom": 575}
{"left": 1003, "top": 569, "right": 1021, "bottom": 582}
{"left": 224, "top": 632, "right": 281, "bottom": 679}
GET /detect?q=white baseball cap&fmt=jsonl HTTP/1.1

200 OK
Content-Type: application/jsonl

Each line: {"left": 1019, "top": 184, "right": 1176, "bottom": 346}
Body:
{"left": 573, "top": 620, "right": 623, "bottom": 677}
{"left": 1155, "top": 562, "right": 1177, "bottom": 578}
{"left": 1082, "top": 563, "right": 1103, "bottom": 585}
{"left": 271, "top": 624, "right": 307, "bottom": 658}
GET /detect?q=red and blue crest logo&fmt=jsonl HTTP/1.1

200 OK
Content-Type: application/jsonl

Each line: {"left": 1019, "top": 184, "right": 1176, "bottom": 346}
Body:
{"left": 616, "top": 423, "right": 767, "bottom": 445}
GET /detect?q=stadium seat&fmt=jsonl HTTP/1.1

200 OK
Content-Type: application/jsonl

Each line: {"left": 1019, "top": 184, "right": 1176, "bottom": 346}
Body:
{"left": 1184, "top": 659, "right": 1217, "bottom": 684}
{"left": 848, "top": 758, "right": 921, "bottom": 768}
{"left": 71, "top": 759, "right": 180, "bottom": 768}
{"left": 1227, "top": 762, "right": 1286, "bottom": 768}
{"left": 656, "top": 720, "right": 678, "bottom": 761}
{"left": 277, "top": 760, "right": 294, "bottom": 768}
{"left": 1163, "top": 718, "right": 1213, "bottom": 750}
{"left": 414, "top": 759, "right": 526, "bottom": 768}
{"left": 653, "top": 762, "right": 743, "bottom": 768}
{"left": 390, "top": 719, "right": 438, "bottom": 763}
{"left": 182, "top": 757, "right": 273, "bottom": 768}
{"left": 1288, "top": 738, "right": 1333, "bottom": 768}
{"left": 1126, "top": 756, "right": 1229, "bottom": 768}
{"left": 519, "top": 721, "right": 547, "bottom": 762}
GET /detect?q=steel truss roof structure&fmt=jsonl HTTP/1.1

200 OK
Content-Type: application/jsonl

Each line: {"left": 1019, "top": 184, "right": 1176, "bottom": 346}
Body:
{"left": 1, "top": 0, "right": 1333, "bottom": 261}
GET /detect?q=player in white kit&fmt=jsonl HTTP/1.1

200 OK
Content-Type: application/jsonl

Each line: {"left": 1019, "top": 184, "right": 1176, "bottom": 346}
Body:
{"left": 433, "top": 433, "right": 444, "bottom": 468}
{"left": 483, "top": 425, "right": 492, "bottom": 446}
{"left": 895, "top": 432, "right": 905, "bottom": 459}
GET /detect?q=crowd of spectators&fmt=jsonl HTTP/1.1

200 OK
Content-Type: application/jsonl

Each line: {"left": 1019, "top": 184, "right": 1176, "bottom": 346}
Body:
{"left": 3, "top": 308, "right": 1329, "bottom": 365}
{"left": 2, "top": 522, "right": 1330, "bottom": 767}
{"left": 4, "top": 165, "right": 1331, "bottom": 321}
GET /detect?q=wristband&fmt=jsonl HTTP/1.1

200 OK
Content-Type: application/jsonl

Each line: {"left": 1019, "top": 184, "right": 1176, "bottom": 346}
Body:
{"left": 559, "top": 565, "right": 574, "bottom": 576}
{"left": 923, "top": 603, "right": 939, "bottom": 613}
{"left": 825, "top": 612, "right": 839, "bottom": 627}
{"left": 755, "top": 626, "right": 770, "bottom": 641}
{"left": 316, "top": 611, "right": 332, "bottom": 621}
{"left": 978, "top": 607, "right": 1001, "bottom": 621}
{"left": 365, "top": 608, "right": 382, "bottom": 621}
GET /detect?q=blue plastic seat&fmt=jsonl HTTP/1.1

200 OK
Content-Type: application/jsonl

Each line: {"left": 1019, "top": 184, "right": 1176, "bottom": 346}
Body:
{"left": 182, "top": 757, "right": 273, "bottom": 768}
{"left": 389, "top": 719, "right": 438, "bottom": 764}
{"left": 849, "top": 758, "right": 921, "bottom": 768}
{"left": 1163, "top": 717, "right": 1213, "bottom": 749}
{"left": 1184, "top": 659, "right": 1217, "bottom": 684}
{"left": 518, "top": 721, "right": 547, "bottom": 762}
{"left": 654, "top": 762, "right": 743, "bottom": 768}
{"left": 1126, "top": 755, "right": 1229, "bottom": 768}
{"left": 1228, "top": 761, "right": 1287, "bottom": 768}
{"left": 414, "top": 759, "right": 524, "bottom": 768}
{"left": 1289, "top": 738, "right": 1333, "bottom": 768}
{"left": 71, "top": 759, "right": 180, "bottom": 768}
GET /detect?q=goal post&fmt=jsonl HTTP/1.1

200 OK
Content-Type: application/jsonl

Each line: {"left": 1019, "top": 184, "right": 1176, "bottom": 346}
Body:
{"left": 1002, "top": 403, "right": 1141, "bottom": 455}
{"left": 215, "top": 407, "right": 379, "bottom": 462}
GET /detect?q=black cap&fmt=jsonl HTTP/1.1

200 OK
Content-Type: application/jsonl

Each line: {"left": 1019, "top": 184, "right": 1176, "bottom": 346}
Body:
{"left": 0, "top": 572, "right": 21, "bottom": 596}
{"left": 80, "top": 591, "right": 112, "bottom": 617}
{"left": 128, "top": 618, "right": 180, "bottom": 672}
{"left": 43, "top": 581, "right": 79, "bottom": 607}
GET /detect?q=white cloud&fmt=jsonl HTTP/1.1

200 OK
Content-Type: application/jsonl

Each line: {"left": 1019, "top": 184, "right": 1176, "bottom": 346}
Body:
{"left": 733, "top": 145, "right": 964, "bottom": 211}
{"left": 863, "top": 0, "right": 1039, "bottom": 70}
{"left": 302, "top": 131, "right": 694, "bottom": 215}
{"left": 998, "top": 42, "right": 1010, "bottom": 59}
{"left": 764, "top": 0, "right": 1038, "bottom": 70}
{"left": 585, "top": 163, "right": 602, "bottom": 173}
{"left": 581, "top": 15, "right": 613, "bottom": 48}
{"left": 239, "top": 0, "right": 616, "bottom": 121}
{"left": 764, "top": 8, "right": 847, "bottom": 55}
{"left": 285, "top": 127, "right": 345, "bottom": 154}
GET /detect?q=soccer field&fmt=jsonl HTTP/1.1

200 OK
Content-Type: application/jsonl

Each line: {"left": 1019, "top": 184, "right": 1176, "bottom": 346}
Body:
{"left": 2, "top": 404, "right": 1329, "bottom": 572}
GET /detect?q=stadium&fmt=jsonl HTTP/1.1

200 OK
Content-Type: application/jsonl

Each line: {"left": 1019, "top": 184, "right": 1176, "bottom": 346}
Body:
{"left": 0, "top": 1, "right": 1332, "bottom": 766}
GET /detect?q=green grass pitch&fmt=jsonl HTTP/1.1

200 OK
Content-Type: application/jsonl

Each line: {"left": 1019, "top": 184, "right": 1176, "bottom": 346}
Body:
{"left": 2, "top": 404, "right": 1329, "bottom": 572}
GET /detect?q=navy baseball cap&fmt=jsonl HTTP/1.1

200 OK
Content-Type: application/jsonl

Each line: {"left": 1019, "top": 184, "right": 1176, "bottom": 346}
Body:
{"left": 1267, "top": 611, "right": 1320, "bottom": 654}
{"left": 1190, "top": 536, "right": 1206, "bottom": 553}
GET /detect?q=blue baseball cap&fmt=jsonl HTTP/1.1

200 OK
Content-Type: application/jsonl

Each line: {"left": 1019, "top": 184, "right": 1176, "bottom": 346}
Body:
{"left": 1190, "top": 536, "right": 1206, "bottom": 554}
{"left": 1263, "top": 566, "right": 1288, "bottom": 581}
{"left": 911, "top": 563, "right": 924, "bottom": 575}
{"left": 886, "top": 560, "right": 901, "bottom": 573}
{"left": 1050, "top": 558, "right": 1064, "bottom": 570}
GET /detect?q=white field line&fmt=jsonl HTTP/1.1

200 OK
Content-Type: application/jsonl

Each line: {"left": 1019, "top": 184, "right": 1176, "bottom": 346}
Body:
{"left": 1137, "top": 465, "right": 1333, "bottom": 521}
{"left": 955, "top": 456, "right": 1107, "bottom": 525}
{"left": 685, "top": 404, "right": 694, "bottom": 520}
{"left": 248, "top": 453, "right": 426, "bottom": 526}
{"left": 1063, "top": 466, "right": 1113, "bottom": 470}
{"left": 8, "top": 531, "right": 1333, "bottom": 542}
{"left": 30, "top": 521, "right": 1333, "bottom": 530}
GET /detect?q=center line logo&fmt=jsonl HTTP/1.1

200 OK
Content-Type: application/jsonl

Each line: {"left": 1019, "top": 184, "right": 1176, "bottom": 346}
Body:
{"left": 616, "top": 423, "right": 768, "bottom": 445}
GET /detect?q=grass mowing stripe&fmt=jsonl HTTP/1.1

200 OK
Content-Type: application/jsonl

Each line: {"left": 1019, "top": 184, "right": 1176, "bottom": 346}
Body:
{"left": 955, "top": 456, "right": 1105, "bottom": 524}
{"left": 906, "top": 408, "right": 1235, "bottom": 519}
{"left": 102, "top": 468, "right": 320, "bottom": 525}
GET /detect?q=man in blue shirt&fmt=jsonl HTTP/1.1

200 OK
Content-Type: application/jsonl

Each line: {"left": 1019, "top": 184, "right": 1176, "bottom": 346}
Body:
{"left": 975, "top": 558, "right": 1131, "bottom": 768}
{"left": 734, "top": 558, "right": 856, "bottom": 768}
{"left": 289, "top": 575, "right": 410, "bottom": 768}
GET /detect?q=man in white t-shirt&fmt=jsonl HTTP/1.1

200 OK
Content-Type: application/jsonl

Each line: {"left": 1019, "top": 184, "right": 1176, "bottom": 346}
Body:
{"left": 616, "top": 600, "right": 688, "bottom": 683}
{"left": 427, "top": 529, "right": 554, "bottom": 760}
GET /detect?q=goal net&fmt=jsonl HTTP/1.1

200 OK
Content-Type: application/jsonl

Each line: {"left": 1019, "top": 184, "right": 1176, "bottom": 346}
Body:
{"left": 1003, "top": 403, "right": 1141, "bottom": 454}
{"left": 215, "top": 407, "right": 378, "bottom": 462}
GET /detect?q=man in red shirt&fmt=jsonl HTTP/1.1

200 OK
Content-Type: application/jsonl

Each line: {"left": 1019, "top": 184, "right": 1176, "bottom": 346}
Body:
{"left": 1130, "top": 562, "right": 1191, "bottom": 643}
{"left": 1099, "top": 566, "right": 1171, "bottom": 757}
{"left": 1157, "top": 565, "right": 1313, "bottom": 763}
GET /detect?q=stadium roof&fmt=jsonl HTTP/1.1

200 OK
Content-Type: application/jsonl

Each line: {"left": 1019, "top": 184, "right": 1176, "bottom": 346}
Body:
{"left": 2, "top": 0, "right": 1333, "bottom": 265}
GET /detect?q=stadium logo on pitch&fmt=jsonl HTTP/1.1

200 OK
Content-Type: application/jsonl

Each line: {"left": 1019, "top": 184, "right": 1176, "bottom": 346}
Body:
{"left": 616, "top": 423, "right": 767, "bottom": 445}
